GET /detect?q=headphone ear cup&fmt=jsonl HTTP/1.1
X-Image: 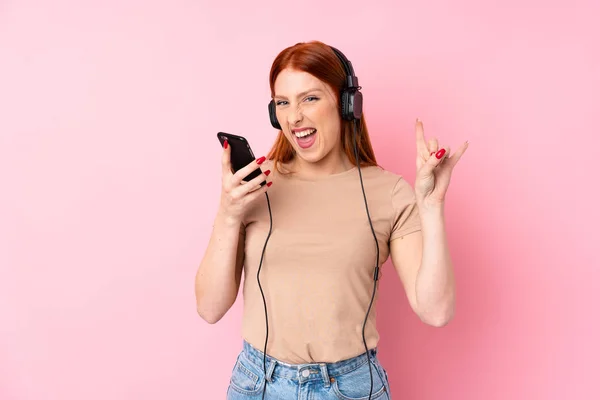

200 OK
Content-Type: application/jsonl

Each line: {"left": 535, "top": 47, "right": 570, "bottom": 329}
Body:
{"left": 268, "top": 100, "right": 281, "bottom": 130}
{"left": 341, "top": 89, "right": 363, "bottom": 121}
{"left": 352, "top": 90, "right": 363, "bottom": 120}
{"left": 340, "top": 90, "right": 351, "bottom": 121}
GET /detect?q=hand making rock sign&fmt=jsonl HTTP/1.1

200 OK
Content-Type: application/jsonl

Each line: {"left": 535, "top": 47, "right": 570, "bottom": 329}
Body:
{"left": 414, "top": 118, "right": 469, "bottom": 207}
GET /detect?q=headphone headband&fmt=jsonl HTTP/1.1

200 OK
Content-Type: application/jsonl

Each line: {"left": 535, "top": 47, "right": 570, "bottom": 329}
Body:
{"left": 329, "top": 46, "right": 359, "bottom": 89}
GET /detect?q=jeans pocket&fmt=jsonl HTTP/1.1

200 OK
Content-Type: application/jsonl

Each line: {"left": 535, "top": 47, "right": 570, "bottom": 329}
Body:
{"left": 378, "top": 364, "right": 391, "bottom": 399}
{"left": 332, "top": 358, "right": 389, "bottom": 400}
{"left": 228, "top": 355, "right": 265, "bottom": 396}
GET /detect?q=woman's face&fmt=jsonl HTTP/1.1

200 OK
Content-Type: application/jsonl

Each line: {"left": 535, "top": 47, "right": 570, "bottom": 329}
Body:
{"left": 273, "top": 68, "right": 343, "bottom": 165}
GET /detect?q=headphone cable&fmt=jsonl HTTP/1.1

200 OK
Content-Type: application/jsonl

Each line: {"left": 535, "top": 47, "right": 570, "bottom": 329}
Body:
{"left": 352, "top": 119, "right": 387, "bottom": 400}
{"left": 257, "top": 192, "right": 272, "bottom": 400}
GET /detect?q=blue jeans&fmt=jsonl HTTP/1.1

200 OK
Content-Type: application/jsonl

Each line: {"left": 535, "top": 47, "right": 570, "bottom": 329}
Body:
{"left": 226, "top": 341, "right": 392, "bottom": 399}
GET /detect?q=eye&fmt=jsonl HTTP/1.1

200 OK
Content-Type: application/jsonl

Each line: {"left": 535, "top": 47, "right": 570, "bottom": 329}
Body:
{"left": 305, "top": 96, "right": 319, "bottom": 102}
{"left": 275, "top": 100, "right": 288, "bottom": 106}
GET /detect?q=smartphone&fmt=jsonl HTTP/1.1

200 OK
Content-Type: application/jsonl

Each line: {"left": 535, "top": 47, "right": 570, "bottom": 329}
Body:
{"left": 217, "top": 132, "right": 265, "bottom": 185}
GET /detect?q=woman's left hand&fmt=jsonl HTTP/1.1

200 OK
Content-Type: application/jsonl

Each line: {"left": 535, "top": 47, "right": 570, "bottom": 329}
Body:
{"left": 414, "top": 118, "right": 469, "bottom": 207}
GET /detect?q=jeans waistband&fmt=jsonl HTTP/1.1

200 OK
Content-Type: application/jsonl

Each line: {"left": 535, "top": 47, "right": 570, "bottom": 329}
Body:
{"left": 241, "top": 340, "right": 378, "bottom": 385}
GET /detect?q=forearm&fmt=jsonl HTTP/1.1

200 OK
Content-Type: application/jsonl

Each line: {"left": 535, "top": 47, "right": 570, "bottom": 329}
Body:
{"left": 414, "top": 203, "right": 456, "bottom": 326}
{"left": 195, "top": 210, "right": 243, "bottom": 323}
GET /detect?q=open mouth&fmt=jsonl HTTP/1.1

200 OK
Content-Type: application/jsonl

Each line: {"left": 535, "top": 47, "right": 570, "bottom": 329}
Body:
{"left": 294, "top": 128, "right": 317, "bottom": 149}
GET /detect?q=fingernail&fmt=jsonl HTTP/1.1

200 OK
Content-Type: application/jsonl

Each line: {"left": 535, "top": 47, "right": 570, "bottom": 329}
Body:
{"left": 223, "top": 140, "right": 228, "bottom": 149}
{"left": 436, "top": 149, "right": 446, "bottom": 159}
{"left": 264, "top": 170, "right": 271, "bottom": 176}
{"left": 430, "top": 151, "right": 435, "bottom": 156}
{"left": 256, "top": 156, "right": 266, "bottom": 164}
{"left": 267, "top": 182, "right": 273, "bottom": 187}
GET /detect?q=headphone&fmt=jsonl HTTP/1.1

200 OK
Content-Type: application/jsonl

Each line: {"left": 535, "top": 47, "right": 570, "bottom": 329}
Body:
{"left": 268, "top": 46, "right": 363, "bottom": 129}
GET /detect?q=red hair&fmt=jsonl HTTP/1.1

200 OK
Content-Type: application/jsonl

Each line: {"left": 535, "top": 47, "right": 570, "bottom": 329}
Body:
{"left": 267, "top": 41, "right": 378, "bottom": 174}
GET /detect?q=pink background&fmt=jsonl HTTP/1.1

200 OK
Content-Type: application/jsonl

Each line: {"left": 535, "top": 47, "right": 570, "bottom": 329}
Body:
{"left": 1, "top": 0, "right": 598, "bottom": 399}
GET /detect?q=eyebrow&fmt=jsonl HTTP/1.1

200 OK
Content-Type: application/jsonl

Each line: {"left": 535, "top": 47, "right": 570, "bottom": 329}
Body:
{"left": 273, "top": 88, "right": 323, "bottom": 100}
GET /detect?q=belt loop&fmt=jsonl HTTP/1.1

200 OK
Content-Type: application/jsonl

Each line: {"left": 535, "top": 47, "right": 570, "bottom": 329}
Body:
{"left": 319, "top": 363, "right": 330, "bottom": 387}
{"left": 369, "top": 348, "right": 377, "bottom": 361}
{"left": 265, "top": 359, "right": 277, "bottom": 382}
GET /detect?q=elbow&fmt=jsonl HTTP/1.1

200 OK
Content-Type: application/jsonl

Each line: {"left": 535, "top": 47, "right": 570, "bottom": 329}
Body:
{"left": 195, "top": 283, "right": 238, "bottom": 324}
{"left": 418, "top": 300, "right": 455, "bottom": 328}
{"left": 196, "top": 292, "right": 235, "bottom": 324}
{"left": 196, "top": 294, "right": 227, "bottom": 324}
{"left": 197, "top": 305, "right": 224, "bottom": 324}
{"left": 422, "top": 311, "right": 453, "bottom": 327}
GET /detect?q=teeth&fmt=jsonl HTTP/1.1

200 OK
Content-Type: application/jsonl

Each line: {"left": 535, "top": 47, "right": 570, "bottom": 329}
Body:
{"left": 294, "top": 128, "right": 316, "bottom": 138}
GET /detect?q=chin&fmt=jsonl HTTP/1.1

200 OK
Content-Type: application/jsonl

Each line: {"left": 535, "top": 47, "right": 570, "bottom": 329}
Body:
{"left": 296, "top": 147, "right": 332, "bottom": 165}
{"left": 296, "top": 153, "right": 321, "bottom": 164}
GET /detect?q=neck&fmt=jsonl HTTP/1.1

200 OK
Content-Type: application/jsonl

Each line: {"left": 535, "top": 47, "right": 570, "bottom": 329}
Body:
{"left": 289, "top": 148, "right": 355, "bottom": 179}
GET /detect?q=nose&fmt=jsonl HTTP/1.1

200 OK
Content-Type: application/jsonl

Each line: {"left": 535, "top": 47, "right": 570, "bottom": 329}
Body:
{"left": 287, "top": 104, "right": 304, "bottom": 126}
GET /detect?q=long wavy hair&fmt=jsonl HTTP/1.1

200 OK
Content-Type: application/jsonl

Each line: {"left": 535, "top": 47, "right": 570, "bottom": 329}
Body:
{"left": 267, "top": 41, "right": 378, "bottom": 174}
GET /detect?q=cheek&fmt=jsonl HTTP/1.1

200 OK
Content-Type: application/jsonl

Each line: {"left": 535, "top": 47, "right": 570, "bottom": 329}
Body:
{"left": 314, "top": 106, "right": 340, "bottom": 138}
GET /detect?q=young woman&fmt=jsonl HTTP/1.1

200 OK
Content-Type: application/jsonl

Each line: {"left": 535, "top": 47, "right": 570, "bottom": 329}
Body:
{"left": 195, "top": 40, "right": 468, "bottom": 399}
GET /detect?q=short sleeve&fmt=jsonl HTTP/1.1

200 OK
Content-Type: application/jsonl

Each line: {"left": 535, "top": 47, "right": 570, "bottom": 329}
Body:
{"left": 390, "top": 177, "right": 422, "bottom": 241}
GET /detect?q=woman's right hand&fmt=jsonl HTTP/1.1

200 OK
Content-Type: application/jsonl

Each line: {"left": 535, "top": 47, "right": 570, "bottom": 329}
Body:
{"left": 218, "top": 140, "right": 272, "bottom": 223}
